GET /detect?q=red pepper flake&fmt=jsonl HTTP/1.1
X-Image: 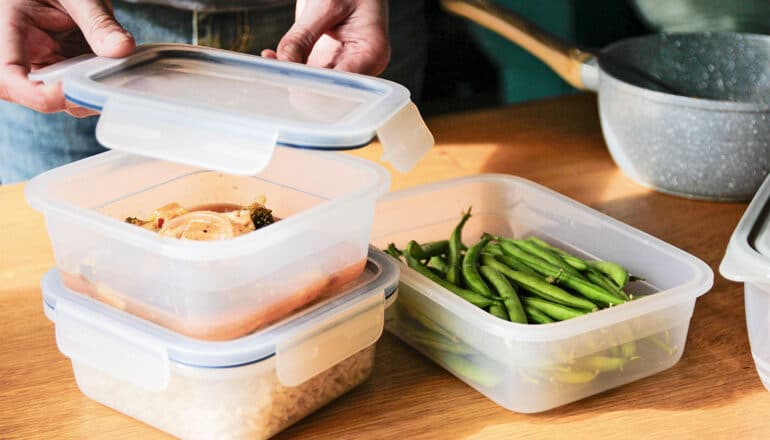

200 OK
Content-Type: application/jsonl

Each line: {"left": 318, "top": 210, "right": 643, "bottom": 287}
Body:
{"left": 157, "top": 218, "right": 165, "bottom": 228}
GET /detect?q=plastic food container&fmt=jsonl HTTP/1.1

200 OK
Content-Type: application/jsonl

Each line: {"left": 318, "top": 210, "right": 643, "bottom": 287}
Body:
{"left": 373, "top": 174, "right": 713, "bottom": 413}
{"left": 721, "top": 176, "right": 770, "bottom": 390}
{"left": 26, "top": 44, "right": 433, "bottom": 340}
{"left": 42, "top": 248, "right": 398, "bottom": 440}
{"left": 27, "top": 147, "right": 388, "bottom": 341}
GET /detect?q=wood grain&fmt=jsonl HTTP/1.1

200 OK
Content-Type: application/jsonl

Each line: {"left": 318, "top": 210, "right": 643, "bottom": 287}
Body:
{"left": 1, "top": 93, "right": 763, "bottom": 439}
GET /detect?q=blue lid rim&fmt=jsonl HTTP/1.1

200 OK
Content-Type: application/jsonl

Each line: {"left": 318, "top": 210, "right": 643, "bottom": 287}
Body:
{"left": 64, "top": 93, "right": 376, "bottom": 152}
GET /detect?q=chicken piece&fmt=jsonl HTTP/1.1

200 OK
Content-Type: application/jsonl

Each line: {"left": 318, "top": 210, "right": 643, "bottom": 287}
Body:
{"left": 125, "top": 199, "right": 274, "bottom": 240}
{"left": 159, "top": 211, "right": 235, "bottom": 240}
{"left": 125, "top": 202, "right": 189, "bottom": 232}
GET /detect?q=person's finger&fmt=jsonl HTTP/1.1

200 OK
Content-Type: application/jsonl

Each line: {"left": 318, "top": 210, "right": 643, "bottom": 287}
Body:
{"left": 0, "top": 67, "right": 66, "bottom": 113}
{"left": 0, "top": 8, "right": 66, "bottom": 112}
{"left": 332, "top": 38, "right": 390, "bottom": 76}
{"left": 58, "top": 0, "right": 134, "bottom": 57}
{"left": 276, "top": 0, "right": 352, "bottom": 64}
{"left": 260, "top": 49, "right": 278, "bottom": 59}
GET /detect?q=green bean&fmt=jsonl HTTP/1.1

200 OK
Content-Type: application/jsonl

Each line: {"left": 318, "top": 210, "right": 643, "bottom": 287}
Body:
{"left": 524, "top": 304, "right": 555, "bottom": 324}
{"left": 408, "top": 331, "right": 471, "bottom": 355}
{"left": 522, "top": 297, "right": 587, "bottom": 321}
{"left": 405, "top": 253, "right": 496, "bottom": 308}
{"left": 462, "top": 236, "right": 495, "bottom": 298}
{"left": 505, "top": 238, "right": 586, "bottom": 280}
{"left": 428, "top": 256, "right": 449, "bottom": 274}
{"left": 479, "top": 265, "right": 527, "bottom": 324}
{"left": 488, "top": 302, "right": 509, "bottom": 321}
{"left": 447, "top": 209, "right": 472, "bottom": 285}
{"left": 644, "top": 334, "right": 677, "bottom": 355}
{"left": 585, "top": 270, "right": 630, "bottom": 301}
{"left": 481, "top": 243, "right": 504, "bottom": 256}
{"left": 590, "top": 261, "right": 630, "bottom": 289}
{"left": 409, "top": 240, "right": 449, "bottom": 260}
{"left": 525, "top": 237, "right": 589, "bottom": 271}
{"left": 604, "top": 330, "right": 621, "bottom": 357}
{"left": 499, "top": 242, "right": 626, "bottom": 307}
{"left": 428, "top": 267, "right": 446, "bottom": 278}
{"left": 385, "top": 243, "right": 402, "bottom": 260}
{"left": 622, "top": 340, "right": 637, "bottom": 359}
{"left": 543, "top": 365, "right": 597, "bottom": 384}
{"left": 578, "top": 355, "right": 626, "bottom": 373}
{"left": 481, "top": 255, "right": 597, "bottom": 311}
{"left": 441, "top": 353, "right": 502, "bottom": 387}
{"left": 492, "top": 254, "right": 539, "bottom": 277}
{"left": 399, "top": 302, "right": 457, "bottom": 342}
{"left": 525, "top": 237, "right": 633, "bottom": 300}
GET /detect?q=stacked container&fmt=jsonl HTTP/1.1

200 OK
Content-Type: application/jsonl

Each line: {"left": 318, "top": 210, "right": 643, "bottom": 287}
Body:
{"left": 26, "top": 43, "right": 432, "bottom": 438}
{"left": 41, "top": 249, "right": 399, "bottom": 439}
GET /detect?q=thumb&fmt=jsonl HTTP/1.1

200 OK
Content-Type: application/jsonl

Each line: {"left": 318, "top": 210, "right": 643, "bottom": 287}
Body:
{"left": 276, "top": 2, "right": 351, "bottom": 63}
{"left": 59, "top": 0, "right": 135, "bottom": 57}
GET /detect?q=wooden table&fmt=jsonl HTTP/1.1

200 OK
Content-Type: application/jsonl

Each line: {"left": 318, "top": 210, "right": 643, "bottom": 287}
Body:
{"left": 1, "top": 94, "right": 763, "bottom": 439}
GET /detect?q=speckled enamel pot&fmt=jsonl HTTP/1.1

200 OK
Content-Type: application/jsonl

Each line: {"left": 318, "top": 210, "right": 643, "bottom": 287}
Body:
{"left": 584, "top": 33, "right": 770, "bottom": 201}
{"left": 443, "top": 0, "right": 770, "bottom": 201}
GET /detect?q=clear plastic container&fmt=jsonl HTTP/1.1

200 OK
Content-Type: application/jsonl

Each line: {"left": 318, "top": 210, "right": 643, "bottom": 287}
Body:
{"left": 26, "top": 147, "right": 390, "bottom": 340}
{"left": 373, "top": 174, "right": 713, "bottom": 413}
{"left": 721, "top": 176, "right": 770, "bottom": 389}
{"left": 41, "top": 248, "right": 398, "bottom": 440}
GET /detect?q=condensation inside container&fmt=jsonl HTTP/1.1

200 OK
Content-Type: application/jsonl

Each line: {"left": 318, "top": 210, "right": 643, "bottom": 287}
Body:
{"left": 95, "top": 52, "right": 379, "bottom": 124}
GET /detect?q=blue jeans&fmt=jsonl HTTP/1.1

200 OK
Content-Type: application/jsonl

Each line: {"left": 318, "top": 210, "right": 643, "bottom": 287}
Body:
{"left": 0, "top": 0, "right": 426, "bottom": 183}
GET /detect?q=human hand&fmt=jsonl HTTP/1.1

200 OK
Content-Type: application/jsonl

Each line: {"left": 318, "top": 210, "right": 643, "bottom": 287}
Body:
{"left": 0, "top": 0, "right": 135, "bottom": 117}
{"left": 261, "top": 0, "right": 390, "bottom": 76}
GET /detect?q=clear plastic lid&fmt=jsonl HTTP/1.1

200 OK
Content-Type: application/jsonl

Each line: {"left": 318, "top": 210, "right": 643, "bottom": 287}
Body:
{"left": 721, "top": 175, "right": 770, "bottom": 283}
{"left": 30, "top": 44, "right": 433, "bottom": 175}
{"left": 42, "top": 247, "right": 398, "bottom": 390}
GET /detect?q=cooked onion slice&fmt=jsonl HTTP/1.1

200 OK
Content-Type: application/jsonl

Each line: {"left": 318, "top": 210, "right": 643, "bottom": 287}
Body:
{"left": 159, "top": 211, "right": 235, "bottom": 241}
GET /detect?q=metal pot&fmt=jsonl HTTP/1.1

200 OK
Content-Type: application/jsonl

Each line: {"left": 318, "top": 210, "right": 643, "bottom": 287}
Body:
{"left": 631, "top": 0, "right": 770, "bottom": 34}
{"left": 443, "top": 0, "right": 770, "bottom": 201}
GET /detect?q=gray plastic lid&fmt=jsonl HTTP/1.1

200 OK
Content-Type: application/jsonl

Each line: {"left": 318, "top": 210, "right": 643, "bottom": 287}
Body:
{"left": 29, "top": 44, "right": 433, "bottom": 175}
{"left": 721, "top": 176, "right": 770, "bottom": 283}
{"left": 42, "top": 247, "right": 398, "bottom": 391}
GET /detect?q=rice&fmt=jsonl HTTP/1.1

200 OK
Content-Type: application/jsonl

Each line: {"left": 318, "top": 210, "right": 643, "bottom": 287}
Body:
{"left": 71, "top": 345, "right": 376, "bottom": 439}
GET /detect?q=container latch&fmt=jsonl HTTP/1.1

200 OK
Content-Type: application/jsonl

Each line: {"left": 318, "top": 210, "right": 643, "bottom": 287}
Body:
{"left": 54, "top": 298, "right": 171, "bottom": 392}
{"left": 96, "top": 96, "right": 279, "bottom": 176}
{"left": 377, "top": 102, "right": 434, "bottom": 173}
{"left": 275, "top": 290, "right": 385, "bottom": 387}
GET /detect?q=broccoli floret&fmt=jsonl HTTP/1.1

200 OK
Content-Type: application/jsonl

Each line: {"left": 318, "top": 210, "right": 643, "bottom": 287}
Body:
{"left": 250, "top": 204, "right": 275, "bottom": 230}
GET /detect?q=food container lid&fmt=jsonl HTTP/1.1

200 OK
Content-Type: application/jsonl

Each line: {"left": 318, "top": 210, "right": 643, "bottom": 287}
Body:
{"left": 29, "top": 44, "right": 433, "bottom": 175}
{"left": 721, "top": 176, "right": 770, "bottom": 283}
{"left": 42, "top": 247, "right": 398, "bottom": 391}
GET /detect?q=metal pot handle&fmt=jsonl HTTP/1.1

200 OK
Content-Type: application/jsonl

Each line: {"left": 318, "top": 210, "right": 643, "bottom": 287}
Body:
{"left": 441, "top": 0, "right": 596, "bottom": 90}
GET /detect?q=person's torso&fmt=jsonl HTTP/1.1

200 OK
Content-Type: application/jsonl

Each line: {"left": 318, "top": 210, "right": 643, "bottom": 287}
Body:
{"left": 118, "top": 0, "right": 293, "bottom": 12}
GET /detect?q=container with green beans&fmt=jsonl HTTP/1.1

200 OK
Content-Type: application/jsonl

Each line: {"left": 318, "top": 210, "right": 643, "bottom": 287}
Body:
{"left": 382, "top": 212, "right": 685, "bottom": 410}
{"left": 374, "top": 177, "right": 712, "bottom": 413}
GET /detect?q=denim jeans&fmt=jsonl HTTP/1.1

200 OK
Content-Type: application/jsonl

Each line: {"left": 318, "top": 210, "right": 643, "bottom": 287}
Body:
{"left": 0, "top": 0, "right": 426, "bottom": 183}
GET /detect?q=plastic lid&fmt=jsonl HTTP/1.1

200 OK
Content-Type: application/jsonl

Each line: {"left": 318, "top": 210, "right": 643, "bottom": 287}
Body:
{"left": 29, "top": 44, "right": 433, "bottom": 175}
{"left": 721, "top": 175, "right": 770, "bottom": 283}
{"left": 42, "top": 247, "right": 399, "bottom": 391}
